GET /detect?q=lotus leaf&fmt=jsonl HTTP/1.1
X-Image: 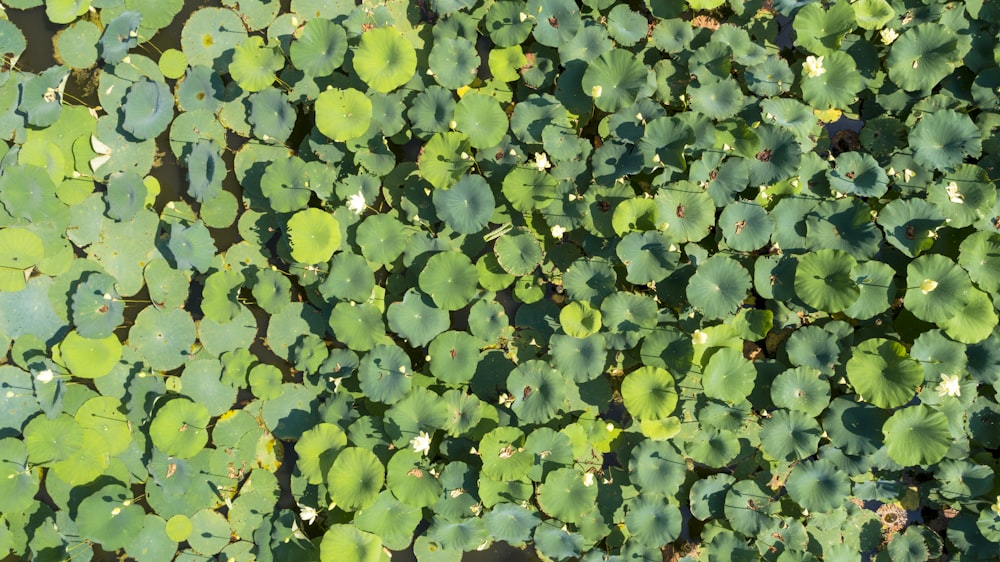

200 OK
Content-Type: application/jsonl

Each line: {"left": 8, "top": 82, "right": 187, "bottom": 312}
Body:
{"left": 419, "top": 251, "right": 478, "bottom": 311}
{"left": 252, "top": 267, "right": 291, "bottom": 314}
{"left": 480, "top": 426, "right": 532, "bottom": 481}
{"left": 847, "top": 338, "right": 923, "bottom": 409}
{"left": 121, "top": 78, "right": 173, "bottom": 141}
{"left": 625, "top": 495, "right": 682, "bottom": 547}
{"left": 0, "top": 227, "right": 44, "bottom": 291}
{"left": 180, "top": 8, "right": 247, "bottom": 72}
{"left": 429, "top": 36, "right": 479, "bottom": 90}
{"left": 581, "top": 49, "right": 649, "bottom": 113}
{"left": 315, "top": 88, "right": 372, "bottom": 142}
{"left": 428, "top": 330, "right": 480, "bottom": 385}
{"left": 432, "top": 174, "right": 496, "bottom": 234}
{"left": 909, "top": 109, "right": 981, "bottom": 172}
{"left": 58, "top": 330, "right": 122, "bottom": 379}
{"left": 620, "top": 365, "right": 677, "bottom": 421}
{"left": 289, "top": 18, "right": 346, "bottom": 77}
{"left": 358, "top": 344, "right": 412, "bottom": 404}
{"left": 536, "top": 467, "right": 597, "bottom": 523}
{"left": 794, "top": 249, "right": 860, "bottom": 313}
{"left": 760, "top": 409, "right": 821, "bottom": 461}
{"left": 419, "top": 132, "right": 473, "bottom": 190}
{"left": 286, "top": 208, "right": 341, "bottom": 265}
{"left": 904, "top": 253, "right": 972, "bottom": 324}
{"left": 785, "top": 459, "right": 850, "bottom": 513}
{"left": 686, "top": 255, "right": 751, "bottom": 320}
{"left": 249, "top": 88, "right": 295, "bottom": 144}
{"left": 629, "top": 440, "right": 686, "bottom": 497}
{"left": 484, "top": 1, "right": 533, "bottom": 47}
{"left": 887, "top": 24, "right": 964, "bottom": 92}
{"left": 99, "top": 11, "right": 141, "bottom": 65}
{"left": 883, "top": 405, "right": 952, "bottom": 466}
{"left": 149, "top": 398, "right": 210, "bottom": 459}
{"left": 507, "top": 360, "right": 567, "bottom": 423}
{"left": 77, "top": 484, "right": 145, "bottom": 550}
{"left": 128, "top": 306, "right": 196, "bottom": 371}
{"left": 386, "top": 289, "right": 450, "bottom": 347}
{"left": 354, "top": 492, "right": 422, "bottom": 551}
{"left": 352, "top": 27, "right": 416, "bottom": 93}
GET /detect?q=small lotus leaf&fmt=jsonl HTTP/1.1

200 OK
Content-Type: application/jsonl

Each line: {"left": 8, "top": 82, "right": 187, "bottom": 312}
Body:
{"left": 419, "top": 252, "right": 478, "bottom": 311}
{"left": 315, "top": 88, "right": 372, "bottom": 142}
{"left": 353, "top": 27, "right": 417, "bottom": 93}
{"left": 59, "top": 330, "right": 121, "bottom": 379}
{"left": 122, "top": 78, "right": 173, "bottom": 140}
{"left": 149, "top": 398, "right": 210, "bottom": 458}
{"left": 286, "top": 208, "right": 341, "bottom": 265}
{"left": 289, "top": 18, "right": 346, "bottom": 77}
{"left": 327, "top": 448, "right": 385, "bottom": 512}
{"left": 432, "top": 174, "right": 496, "bottom": 235}
{"left": 785, "top": 459, "right": 850, "bottom": 513}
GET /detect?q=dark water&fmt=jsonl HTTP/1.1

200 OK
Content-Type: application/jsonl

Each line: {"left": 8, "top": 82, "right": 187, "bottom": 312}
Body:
{"left": 5, "top": 4, "right": 544, "bottom": 562}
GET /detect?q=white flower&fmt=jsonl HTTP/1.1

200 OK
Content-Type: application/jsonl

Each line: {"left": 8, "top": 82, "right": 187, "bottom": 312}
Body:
{"left": 920, "top": 279, "right": 938, "bottom": 295}
{"left": 803, "top": 55, "right": 826, "bottom": 78}
{"left": 519, "top": 12, "right": 528, "bottom": 22}
{"left": 936, "top": 374, "right": 961, "bottom": 398}
{"left": 692, "top": 329, "right": 708, "bottom": 345}
{"left": 550, "top": 225, "right": 566, "bottom": 239}
{"left": 591, "top": 85, "right": 602, "bottom": 98}
{"left": 880, "top": 28, "right": 899, "bottom": 45}
{"left": 410, "top": 431, "right": 432, "bottom": 456}
{"left": 583, "top": 473, "right": 595, "bottom": 487}
{"left": 945, "top": 181, "right": 964, "bottom": 204}
{"left": 347, "top": 190, "right": 365, "bottom": 215}
{"left": 299, "top": 505, "right": 318, "bottom": 525}
{"left": 36, "top": 370, "right": 54, "bottom": 384}
{"left": 903, "top": 169, "right": 916, "bottom": 182}
{"left": 533, "top": 152, "right": 551, "bottom": 172}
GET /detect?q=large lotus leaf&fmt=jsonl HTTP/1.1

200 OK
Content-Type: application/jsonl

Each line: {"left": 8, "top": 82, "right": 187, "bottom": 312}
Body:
{"left": 786, "top": 459, "right": 850, "bottom": 513}
{"left": 628, "top": 440, "right": 686, "bottom": 497}
{"left": 616, "top": 230, "right": 678, "bottom": 284}
{"left": 887, "top": 23, "right": 963, "bottom": 92}
{"left": 624, "top": 495, "right": 682, "bottom": 548}
{"left": 326, "top": 447, "right": 385, "bottom": 513}
{"left": 804, "top": 199, "right": 882, "bottom": 261}
{"left": 348, "top": 28, "right": 414, "bottom": 93}
{"left": 684, "top": 427, "right": 740, "bottom": 468}
{"left": 786, "top": 325, "right": 841, "bottom": 375}
{"left": 687, "top": 78, "right": 745, "bottom": 120}
{"left": 0, "top": 227, "right": 44, "bottom": 291}
{"left": 702, "top": 347, "right": 756, "bottom": 404}
{"left": 427, "top": 330, "right": 480, "bottom": 385}
{"left": 821, "top": 397, "right": 887, "bottom": 456}
{"left": 128, "top": 306, "right": 196, "bottom": 371}
{"left": 71, "top": 273, "right": 124, "bottom": 339}
{"left": 356, "top": 213, "right": 411, "bottom": 267}
{"left": 581, "top": 49, "right": 650, "bottom": 113}
{"left": 259, "top": 156, "right": 310, "bottom": 212}
{"left": 386, "top": 289, "right": 450, "bottom": 347}
{"left": 296, "top": 422, "right": 347, "bottom": 485}
{"left": 686, "top": 255, "right": 751, "bottom": 320}
{"left": 526, "top": 0, "right": 583, "bottom": 47}
{"left": 792, "top": 1, "right": 856, "bottom": 55}
{"left": 289, "top": 18, "right": 346, "bottom": 77}
{"left": 165, "top": 220, "right": 216, "bottom": 273}
{"left": 358, "top": 344, "right": 412, "bottom": 404}
{"left": 249, "top": 88, "right": 295, "bottom": 144}
{"left": 176, "top": 65, "right": 223, "bottom": 113}
{"left": 827, "top": 151, "right": 889, "bottom": 198}
{"left": 536, "top": 468, "right": 597, "bottom": 523}
{"left": 799, "top": 50, "right": 863, "bottom": 110}
{"left": 847, "top": 338, "right": 923, "bottom": 409}
{"left": 182, "top": 141, "right": 225, "bottom": 203}
{"left": 484, "top": 1, "right": 533, "bottom": 47}
{"left": 406, "top": 86, "right": 456, "bottom": 138}
{"left": 481, "top": 503, "right": 540, "bottom": 548}
{"left": 480, "top": 426, "right": 532, "bottom": 481}
{"left": 286, "top": 208, "right": 341, "bottom": 265}
{"left": 621, "top": 366, "right": 677, "bottom": 420}
{"left": 908, "top": 109, "right": 981, "bottom": 172}
{"left": 74, "top": 395, "right": 132, "bottom": 457}
{"left": 548, "top": 333, "right": 605, "bottom": 383}
{"left": 119, "top": 78, "right": 174, "bottom": 141}
{"left": 904, "top": 253, "right": 972, "bottom": 324}
{"left": 429, "top": 36, "right": 480, "bottom": 90}
{"left": 419, "top": 251, "right": 478, "bottom": 311}
{"left": 319, "top": 524, "right": 382, "bottom": 562}
{"left": 149, "top": 398, "right": 210, "bottom": 458}
{"left": 927, "top": 164, "right": 995, "bottom": 229}
{"left": 419, "top": 132, "right": 473, "bottom": 190}
{"left": 562, "top": 258, "right": 616, "bottom": 303}
{"left": 883, "top": 405, "right": 952, "bottom": 466}
{"left": 559, "top": 301, "right": 601, "bottom": 339}
{"left": 760, "top": 409, "right": 822, "bottom": 461}
{"left": 180, "top": 8, "right": 247, "bottom": 73}
{"left": 794, "top": 249, "right": 860, "bottom": 313}
{"left": 432, "top": 174, "right": 495, "bottom": 235}
{"left": 941, "top": 288, "right": 998, "bottom": 345}
{"left": 495, "top": 228, "right": 543, "bottom": 277}
{"left": 719, "top": 200, "right": 772, "bottom": 252}
{"left": 99, "top": 11, "right": 141, "bottom": 64}
{"left": 453, "top": 92, "right": 508, "bottom": 149}
{"left": 877, "top": 197, "right": 944, "bottom": 258}
{"left": 508, "top": 360, "right": 567, "bottom": 424}
{"left": 654, "top": 183, "right": 714, "bottom": 243}
{"left": 251, "top": 267, "right": 290, "bottom": 315}
{"left": 353, "top": 492, "right": 421, "bottom": 551}
{"left": 314, "top": 100, "right": 373, "bottom": 157}
{"left": 59, "top": 330, "right": 121, "bottom": 379}
{"left": 77, "top": 484, "right": 145, "bottom": 551}
{"left": 771, "top": 367, "right": 831, "bottom": 417}
{"left": 319, "top": 252, "right": 375, "bottom": 303}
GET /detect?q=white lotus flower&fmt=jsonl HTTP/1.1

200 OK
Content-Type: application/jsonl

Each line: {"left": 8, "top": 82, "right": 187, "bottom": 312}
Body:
{"left": 945, "top": 181, "right": 964, "bottom": 204}
{"left": 591, "top": 85, "right": 602, "bottom": 98}
{"left": 519, "top": 12, "right": 528, "bottom": 22}
{"left": 583, "top": 473, "right": 595, "bottom": 487}
{"left": 692, "top": 329, "right": 708, "bottom": 345}
{"left": 90, "top": 134, "right": 112, "bottom": 172}
{"left": 920, "top": 279, "right": 938, "bottom": 295}
{"left": 533, "top": 152, "right": 551, "bottom": 172}
{"left": 936, "top": 374, "right": 961, "bottom": 398}
{"left": 880, "top": 28, "right": 899, "bottom": 45}
{"left": 550, "top": 225, "right": 566, "bottom": 239}
{"left": 36, "top": 369, "right": 54, "bottom": 384}
{"left": 410, "top": 431, "right": 432, "bottom": 456}
{"left": 299, "top": 505, "right": 318, "bottom": 525}
{"left": 803, "top": 55, "right": 826, "bottom": 78}
{"left": 347, "top": 190, "right": 366, "bottom": 215}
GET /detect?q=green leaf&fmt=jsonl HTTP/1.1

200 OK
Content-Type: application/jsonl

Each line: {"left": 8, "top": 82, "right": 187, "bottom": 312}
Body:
{"left": 149, "top": 398, "right": 210, "bottom": 458}
{"left": 536, "top": 468, "right": 597, "bottom": 523}
{"left": 792, "top": 1, "right": 857, "bottom": 56}
{"left": 315, "top": 88, "right": 372, "bottom": 142}
{"left": 794, "top": 249, "right": 860, "bottom": 313}
{"left": 908, "top": 109, "right": 981, "bottom": 171}
{"left": 354, "top": 27, "right": 417, "bottom": 93}
{"left": 785, "top": 459, "right": 850, "bottom": 513}
{"left": 419, "top": 252, "right": 478, "bottom": 311}
{"left": 904, "top": 253, "right": 973, "bottom": 324}
{"left": 320, "top": 524, "right": 382, "bottom": 562}
{"left": 286, "top": 208, "right": 341, "bottom": 264}
{"left": 328, "top": 448, "right": 385, "bottom": 512}
{"left": 289, "top": 18, "right": 347, "bottom": 77}
{"left": 229, "top": 36, "right": 284, "bottom": 92}
{"left": 432, "top": 174, "right": 496, "bottom": 235}
{"left": 59, "top": 330, "right": 121, "bottom": 379}
{"left": 581, "top": 49, "right": 650, "bottom": 113}
{"left": 760, "top": 409, "right": 821, "bottom": 461}
{"left": 847, "top": 338, "right": 924, "bottom": 409}
{"left": 883, "top": 405, "right": 952, "bottom": 466}
{"left": 77, "top": 485, "right": 145, "bottom": 550}
{"left": 621, "top": 366, "right": 678, "bottom": 420}
{"left": 686, "top": 255, "right": 751, "bottom": 320}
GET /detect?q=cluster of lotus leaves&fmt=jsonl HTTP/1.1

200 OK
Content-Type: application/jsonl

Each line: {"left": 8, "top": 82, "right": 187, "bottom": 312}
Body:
{"left": 2, "top": 0, "right": 1000, "bottom": 560}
